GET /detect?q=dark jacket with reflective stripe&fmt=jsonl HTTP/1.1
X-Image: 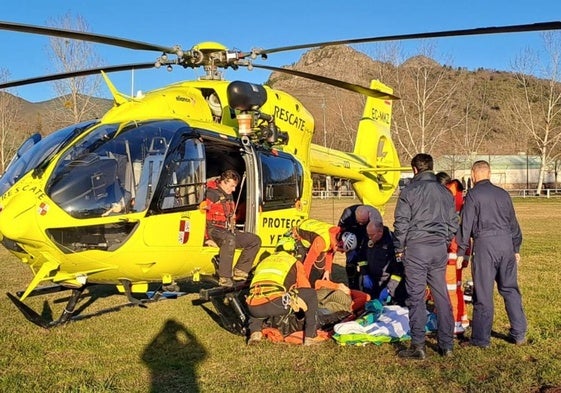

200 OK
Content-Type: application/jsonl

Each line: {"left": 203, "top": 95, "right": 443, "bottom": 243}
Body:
{"left": 456, "top": 179, "right": 522, "bottom": 257}
{"left": 393, "top": 171, "right": 459, "bottom": 253}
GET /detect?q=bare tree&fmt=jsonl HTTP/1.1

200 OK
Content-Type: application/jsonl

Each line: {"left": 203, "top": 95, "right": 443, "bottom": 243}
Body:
{"left": 0, "top": 68, "right": 25, "bottom": 172}
{"left": 46, "top": 13, "right": 104, "bottom": 130}
{"left": 508, "top": 32, "right": 561, "bottom": 194}
{"left": 455, "top": 76, "right": 495, "bottom": 156}
{"left": 378, "top": 42, "right": 461, "bottom": 159}
{"left": 328, "top": 89, "right": 365, "bottom": 150}
{"left": 364, "top": 41, "right": 402, "bottom": 84}
{"left": 445, "top": 70, "right": 494, "bottom": 157}
{"left": 293, "top": 90, "right": 343, "bottom": 149}
{"left": 437, "top": 73, "right": 499, "bottom": 177}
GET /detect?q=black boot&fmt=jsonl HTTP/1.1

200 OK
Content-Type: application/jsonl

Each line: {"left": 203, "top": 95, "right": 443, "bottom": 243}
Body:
{"left": 398, "top": 344, "right": 426, "bottom": 360}
{"left": 437, "top": 347, "right": 453, "bottom": 357}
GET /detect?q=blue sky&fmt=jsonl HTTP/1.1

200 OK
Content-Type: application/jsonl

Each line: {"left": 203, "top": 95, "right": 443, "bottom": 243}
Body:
{"left": 2, "top": 0, "right": 561, "bottom": 102}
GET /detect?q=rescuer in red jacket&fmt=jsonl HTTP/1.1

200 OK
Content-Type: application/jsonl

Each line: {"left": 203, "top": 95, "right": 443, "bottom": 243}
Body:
{"left": 202, "top": 170, "right": 261, "bottom": 287}
{"left": 436, "top": 172, "right": 469, "bottom": 334}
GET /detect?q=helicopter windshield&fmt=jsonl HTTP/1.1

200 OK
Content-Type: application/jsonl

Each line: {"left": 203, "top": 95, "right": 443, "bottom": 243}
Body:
{"left": 46, "top": 120, "right": 182, "bottom": 218}
{"left": 0, "top": 120, "right": 97, "bottom": 197}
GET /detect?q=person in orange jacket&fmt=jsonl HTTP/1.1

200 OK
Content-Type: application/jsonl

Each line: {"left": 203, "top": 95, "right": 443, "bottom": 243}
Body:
{"left": 292, "top": 218, "right": 344, "bottom": 286}
{"left": 292, "top": 218, "right": 369, "bottom": 313}
{"left": 245, "top": 236, "right": 323, "bottom": 346}
{"left": 436, "top": 172, "right": 470, "bottom": 334}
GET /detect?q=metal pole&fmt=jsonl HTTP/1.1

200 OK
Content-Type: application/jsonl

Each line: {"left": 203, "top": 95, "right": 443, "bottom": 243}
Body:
{"left": 131, "top": 69, "right": 135, "bottom": 97}
{"left": 526, "top": 152, "right": 529, "bottom": 189}
{"left": 322, "top": 96, "right": 327, "bottom": 147}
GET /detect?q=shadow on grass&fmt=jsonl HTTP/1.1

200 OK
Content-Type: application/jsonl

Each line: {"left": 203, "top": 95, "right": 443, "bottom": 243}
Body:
{"left": 142, "top": 319, "right": 207, "bottom": 393}
{"left": 15, "top": 278, "right": 237, "bottom": 328}
{"left": 45, "top": 281, "right": 217, "bottom": 325}
{"left": 490, "top": 330, "right": 513, "bottom": 342}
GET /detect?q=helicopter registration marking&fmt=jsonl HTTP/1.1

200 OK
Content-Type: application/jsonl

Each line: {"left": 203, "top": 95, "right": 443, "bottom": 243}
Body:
{"left": 370, "top": 107, "right": 391, "bottom": 124}
{"left": 178, "top": 219, "right": 190, "bottom": 244}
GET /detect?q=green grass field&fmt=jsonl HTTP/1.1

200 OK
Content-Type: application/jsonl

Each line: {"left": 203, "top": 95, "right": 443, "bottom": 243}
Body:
{"left": 1, "top": 198, "right": 560, "bottom": 393}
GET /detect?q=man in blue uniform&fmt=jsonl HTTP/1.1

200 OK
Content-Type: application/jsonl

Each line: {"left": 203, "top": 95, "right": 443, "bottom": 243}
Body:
{"left": 337, "top": 204, "right": 383, "bottom": 289}
{"left": 456, "top": 160, "right": 527, "bottom": 348}
{"left": 360, "top": 220, "right": 405, "bottom": 306}
{"left": 393, "top": 153, "right": 458, "bottom": 359}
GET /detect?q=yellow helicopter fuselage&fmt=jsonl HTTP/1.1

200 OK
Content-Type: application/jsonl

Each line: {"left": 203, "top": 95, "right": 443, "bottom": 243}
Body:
{"left": 0, "top": 77, "right": 401, "bottom": 299}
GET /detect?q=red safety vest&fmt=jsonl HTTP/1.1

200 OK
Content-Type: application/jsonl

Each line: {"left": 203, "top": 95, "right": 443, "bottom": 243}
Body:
{"left": 205, "top": 179, "right": 234, "bottom": 229}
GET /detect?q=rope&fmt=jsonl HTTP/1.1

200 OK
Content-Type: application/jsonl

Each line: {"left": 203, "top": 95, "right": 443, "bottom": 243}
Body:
{"left": 232, "top": 172, "right": 247, "bottom": 232}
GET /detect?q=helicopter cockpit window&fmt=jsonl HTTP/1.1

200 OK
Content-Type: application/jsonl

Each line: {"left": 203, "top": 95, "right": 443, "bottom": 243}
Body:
{"left": 46, "top": 120, "right": 182, "bottom": 218}
{"left": 0, "top": 120, "right": 97, "bottom": 198}
{"left": 157, "top": 137, "right": 206, "bottom": 210}
{"left": 259, "top": 151, "right": 303, "bottom": 211}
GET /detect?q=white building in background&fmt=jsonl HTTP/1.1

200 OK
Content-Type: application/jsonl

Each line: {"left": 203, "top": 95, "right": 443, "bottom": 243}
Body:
{"left": 435, "top": 154, "right": 558, "bottom": 190}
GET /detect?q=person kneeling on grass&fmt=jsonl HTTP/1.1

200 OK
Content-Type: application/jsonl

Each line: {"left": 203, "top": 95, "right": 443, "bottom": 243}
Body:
{"left": 245, "top": 237, "right": 324, "bottom": 346}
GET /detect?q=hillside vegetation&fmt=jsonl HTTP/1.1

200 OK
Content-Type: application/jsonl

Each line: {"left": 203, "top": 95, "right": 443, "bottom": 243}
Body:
{"left": 5, "top": 93, "right": 112, "bottom": 135}
{"left": 267, "top": 45, "right": 554, "bottom": 160}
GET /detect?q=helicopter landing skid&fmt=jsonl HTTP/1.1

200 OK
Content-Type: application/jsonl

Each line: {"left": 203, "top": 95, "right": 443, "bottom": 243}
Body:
{"left": 7, "top": 280, "right": 192, "bottom": 328}
{"left": 198, "top": 280, "right": 250, "bottom": 335}
{"left": 119, "top": 279, "right": 148, "bottom": 308}
{"left": 7, "top": 286, "right": 85, "bottom": 329}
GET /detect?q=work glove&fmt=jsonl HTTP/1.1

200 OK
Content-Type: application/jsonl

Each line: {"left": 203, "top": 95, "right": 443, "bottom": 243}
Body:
{"left": 378, "top": 288, "right": 391, "bottom": 304}
{"left": 361, "top": 274, "right": 374, "bottom": 292}
{"left": 379, "top": 274, "right": 402, "bottom": 304}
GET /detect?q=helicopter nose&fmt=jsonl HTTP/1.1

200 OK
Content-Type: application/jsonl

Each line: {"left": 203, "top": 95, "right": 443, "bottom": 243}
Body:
{"left": 0, "top": 192, "right": 41, "bottom": 243}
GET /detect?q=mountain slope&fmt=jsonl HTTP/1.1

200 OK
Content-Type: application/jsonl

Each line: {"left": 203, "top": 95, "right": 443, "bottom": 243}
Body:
{"left": 266, "top": 45, "right": 532, "bottom": 157}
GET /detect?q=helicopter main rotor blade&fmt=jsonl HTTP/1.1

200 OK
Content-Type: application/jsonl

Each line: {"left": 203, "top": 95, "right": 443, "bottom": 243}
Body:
{"left": 252, "top": 21, "right": 561, "bottom": 57}
{"left": 0, "top": 63, "right": 155, "bottom": 89}
{"left": 0, "top": 21, "right": 176, "bottom": 53}
{"left": 249, "top": 63, "right": 399, "bottom": 100}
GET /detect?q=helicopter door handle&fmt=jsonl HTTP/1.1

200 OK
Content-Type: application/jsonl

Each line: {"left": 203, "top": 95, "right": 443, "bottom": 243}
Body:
{"left": 265, "top": 184, "right": 274, "bottom": 200}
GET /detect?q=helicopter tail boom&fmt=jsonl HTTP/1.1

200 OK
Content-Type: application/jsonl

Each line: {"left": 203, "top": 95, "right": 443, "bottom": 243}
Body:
{"left": 310, "top": 80, "right": 403, "bottom": 211}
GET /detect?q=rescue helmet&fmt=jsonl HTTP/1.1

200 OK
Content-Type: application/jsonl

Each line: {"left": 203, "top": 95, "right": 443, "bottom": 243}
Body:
{"left": 341, "top": 232, "right": 357, "bottom": 252}
{"left": 276, "top": 236, "right": 296, "bottom": 253}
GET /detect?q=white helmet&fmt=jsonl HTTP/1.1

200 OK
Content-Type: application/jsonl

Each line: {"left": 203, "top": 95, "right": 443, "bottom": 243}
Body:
{"left": 341, "top": 232, "right": 357, "bottom": 252}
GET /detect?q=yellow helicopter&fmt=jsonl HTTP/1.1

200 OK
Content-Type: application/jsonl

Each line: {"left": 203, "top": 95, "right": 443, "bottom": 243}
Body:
{"left": 0, "top": 20, "right": 559, "bottom": 328}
